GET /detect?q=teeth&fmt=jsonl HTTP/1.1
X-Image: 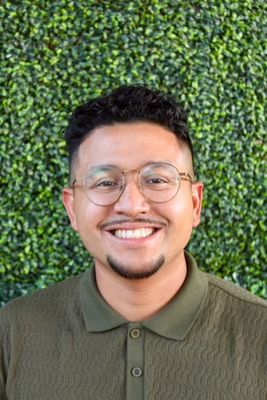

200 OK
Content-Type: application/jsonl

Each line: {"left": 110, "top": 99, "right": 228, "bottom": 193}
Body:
{"left": 114, "top": 228, "right": 154, "bottom": 239}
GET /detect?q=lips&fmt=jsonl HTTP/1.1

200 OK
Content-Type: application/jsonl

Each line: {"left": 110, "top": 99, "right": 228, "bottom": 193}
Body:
{"left": 101, "top": 218, "right": 166, "bottom": 242}
{"left": 114, "top": 228, "right": 155, "bottom": 239}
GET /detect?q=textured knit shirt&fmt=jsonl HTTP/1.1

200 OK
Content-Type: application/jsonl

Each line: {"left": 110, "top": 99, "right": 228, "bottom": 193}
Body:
{"left": 0, "top": 253, "right": 266, "bottom": 400}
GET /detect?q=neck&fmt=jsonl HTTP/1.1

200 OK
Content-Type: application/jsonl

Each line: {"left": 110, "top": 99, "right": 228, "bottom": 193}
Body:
{"left": 94, "top": 253, "right": 187, "bottom": 321}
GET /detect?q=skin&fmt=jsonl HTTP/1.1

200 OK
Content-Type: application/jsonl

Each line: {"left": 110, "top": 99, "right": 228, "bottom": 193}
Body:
{"left": 62, "top": 122, "right": 203, "bottom": 321}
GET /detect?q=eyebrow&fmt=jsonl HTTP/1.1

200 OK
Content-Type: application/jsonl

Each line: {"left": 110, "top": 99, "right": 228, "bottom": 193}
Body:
{"left": 86, "top": 161, "right": 173, "bottom": 173}
{"left": 86, "top": 164, "right": 119, "bottom": 174}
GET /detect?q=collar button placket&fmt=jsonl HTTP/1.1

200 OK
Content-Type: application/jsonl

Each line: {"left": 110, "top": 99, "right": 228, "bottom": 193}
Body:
{"left": 126, "top": 323, "right": 144, "bottom": 400}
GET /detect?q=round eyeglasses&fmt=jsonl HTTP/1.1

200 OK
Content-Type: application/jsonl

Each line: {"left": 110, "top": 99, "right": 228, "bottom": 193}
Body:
{"left": 72, "top": 162, "right": 193, "bottom": 206}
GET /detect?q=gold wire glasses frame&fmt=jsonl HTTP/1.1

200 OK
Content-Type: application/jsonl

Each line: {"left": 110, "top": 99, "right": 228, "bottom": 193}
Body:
{"left": 71, "top": 162, "right": 193, "bottom": 206}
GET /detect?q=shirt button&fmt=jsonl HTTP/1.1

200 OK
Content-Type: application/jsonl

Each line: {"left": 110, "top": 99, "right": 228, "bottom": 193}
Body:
{"left": 131, "top": 367, "right": 143, "bottom": 377}
{"left": 130, "top": 328, "right": 141, "bottom": 339}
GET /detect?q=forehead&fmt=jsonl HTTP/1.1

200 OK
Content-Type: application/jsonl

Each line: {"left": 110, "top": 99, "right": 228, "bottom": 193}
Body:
{"left": 75, "top": 122, "right": 192, "bottom": 172}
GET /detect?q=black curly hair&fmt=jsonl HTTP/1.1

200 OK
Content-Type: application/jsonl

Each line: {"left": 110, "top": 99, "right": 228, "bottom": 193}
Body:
{"left": 65, "top": 85, "right": 193, "bottom": 174}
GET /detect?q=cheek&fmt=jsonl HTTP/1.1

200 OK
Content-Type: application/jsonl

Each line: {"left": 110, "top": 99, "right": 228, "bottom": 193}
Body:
{"left": 165, "top": 194, "right": 194, "bottom": 220}
{"left": 74, "top": 200, "right": 109, "bottom": 246}
{"left": 164, "top": 197, "right": 195, "bottom": 239}
{"left": 73, "top": 197, "right": 95, "bottom": 230}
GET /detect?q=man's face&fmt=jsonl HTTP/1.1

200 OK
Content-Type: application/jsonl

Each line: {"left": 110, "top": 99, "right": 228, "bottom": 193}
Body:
{"left": 63, "top": 122, "right": 203, "bottom": 280}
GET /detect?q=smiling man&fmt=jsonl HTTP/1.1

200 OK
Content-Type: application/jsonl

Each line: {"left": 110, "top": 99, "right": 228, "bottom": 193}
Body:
{"left": 0, "top": 86, "right": 266, "bottom": 399}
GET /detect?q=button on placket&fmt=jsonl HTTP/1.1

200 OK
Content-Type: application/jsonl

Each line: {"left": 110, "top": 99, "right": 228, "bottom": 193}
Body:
{"left": 126, "top": 324, "right": 144, "bottom": 399}
{"left": 131, "top": 367, "right": 143, "bottom": 377}
{"left": 130, "top": 328, "right": 141, "bottom": 339}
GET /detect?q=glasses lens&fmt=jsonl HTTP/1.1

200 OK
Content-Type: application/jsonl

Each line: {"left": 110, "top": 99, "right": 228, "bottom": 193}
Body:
{"left": 140, "top": 163, "right": 180, "bottom": 202}
{"left": 84, "top": 166, "right": 123, "bottom": 205}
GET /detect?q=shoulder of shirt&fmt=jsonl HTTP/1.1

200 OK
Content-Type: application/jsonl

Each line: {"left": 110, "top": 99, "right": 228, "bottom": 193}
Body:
{"left": 201, "top": 270, "right": 267, "bottom": 310}
{"left": 0, "top": 272, "right": 86, "bottom": 321}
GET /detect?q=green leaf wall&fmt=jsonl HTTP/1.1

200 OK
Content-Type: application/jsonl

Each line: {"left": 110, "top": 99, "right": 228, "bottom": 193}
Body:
{"left": 1, "top": 0, "right": 266, "bottom": 305}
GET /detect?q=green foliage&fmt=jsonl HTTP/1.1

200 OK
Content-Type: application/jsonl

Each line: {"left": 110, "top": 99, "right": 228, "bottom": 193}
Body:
{"left": 0, "top": 0, "right": 266, "bottom": 305}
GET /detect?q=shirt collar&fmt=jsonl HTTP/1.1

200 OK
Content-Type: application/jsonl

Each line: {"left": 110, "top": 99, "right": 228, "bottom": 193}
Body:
{"left": 79, "top": 252, "right": 208, "bottom": 340}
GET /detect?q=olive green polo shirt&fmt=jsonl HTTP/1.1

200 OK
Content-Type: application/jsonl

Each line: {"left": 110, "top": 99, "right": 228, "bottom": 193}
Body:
{"left": 0, "top": 253, "right": 266, "bottom": 399}
{"left": 80, "top": 252, "right": 208, "bottom": 400}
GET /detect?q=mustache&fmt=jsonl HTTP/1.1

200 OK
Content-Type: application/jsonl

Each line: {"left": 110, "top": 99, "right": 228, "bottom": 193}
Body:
{"left": 100, "top": 218, "right": 167, "bottom": 229}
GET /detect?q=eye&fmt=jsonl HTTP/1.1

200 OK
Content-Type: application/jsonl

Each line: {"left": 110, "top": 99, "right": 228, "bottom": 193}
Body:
{"left": 89, "top": 175, "right": 124, "bottom": 193}
{"left": 95, "top": 180, "right": 117, "bottom": 187}
{"left": 144, "top": 174, "right": 169, "bottom": 184}
{"left": 91, "top": 179, "right": 121, "bottom": 192}
{"left": 147, "top": 177, "right": 169, "bottom": 184}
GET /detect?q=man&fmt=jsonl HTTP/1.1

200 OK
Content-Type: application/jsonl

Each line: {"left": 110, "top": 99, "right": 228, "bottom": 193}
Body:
{"left": 0, "top": 85, "right": 266, "bottom": 399}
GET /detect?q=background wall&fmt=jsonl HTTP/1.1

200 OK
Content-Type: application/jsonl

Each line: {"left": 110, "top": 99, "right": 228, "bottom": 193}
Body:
{"left": 1, "top": 0, "right": 266, "bottom": 305}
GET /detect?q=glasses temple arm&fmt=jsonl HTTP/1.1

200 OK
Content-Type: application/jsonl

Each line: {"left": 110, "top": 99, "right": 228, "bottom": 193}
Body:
{"left": 180, "top": 173, "right": 193, "bottom": 183}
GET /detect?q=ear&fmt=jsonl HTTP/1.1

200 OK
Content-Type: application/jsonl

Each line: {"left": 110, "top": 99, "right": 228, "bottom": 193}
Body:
{"left": 62, "top": 188, "right": 79, "bottom": 232}
{"left": 191, "top": 181, "right": 203, "bottom": 228}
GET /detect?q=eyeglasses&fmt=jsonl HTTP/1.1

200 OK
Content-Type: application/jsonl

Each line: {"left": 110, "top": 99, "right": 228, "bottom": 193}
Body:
{"left": 72, "top": 162, "right": 193, "bottom": 206}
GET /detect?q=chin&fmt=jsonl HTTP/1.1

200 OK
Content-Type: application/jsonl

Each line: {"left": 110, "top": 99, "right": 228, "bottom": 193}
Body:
{"left": 106, "top": 254, "right": 165, "bottom": 280}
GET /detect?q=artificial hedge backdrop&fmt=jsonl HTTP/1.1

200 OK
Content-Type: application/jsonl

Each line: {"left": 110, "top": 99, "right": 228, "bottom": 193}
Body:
{"left": 0, "top": 0, "right": 266, "bottom": 305}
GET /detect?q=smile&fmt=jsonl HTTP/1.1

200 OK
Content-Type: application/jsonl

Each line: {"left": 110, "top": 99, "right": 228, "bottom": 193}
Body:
{"left": 113, "top": 228, "right": 155, "bottom": 239}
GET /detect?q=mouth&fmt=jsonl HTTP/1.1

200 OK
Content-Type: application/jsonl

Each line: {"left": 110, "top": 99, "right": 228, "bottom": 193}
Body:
{"left": 101, "top": 218, "right": 166, "bottom": 243}
{"left": 111, "top": 228, "right": 156, "bottom": 239}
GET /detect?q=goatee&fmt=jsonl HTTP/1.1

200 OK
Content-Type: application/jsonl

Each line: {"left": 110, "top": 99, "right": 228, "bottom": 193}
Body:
{"left": 106, "top": 255, "right": 165, "bottom": 280}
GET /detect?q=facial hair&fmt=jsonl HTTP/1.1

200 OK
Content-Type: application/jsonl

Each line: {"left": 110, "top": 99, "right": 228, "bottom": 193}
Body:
{"left": 106, "top": 254, "right": 165, "bottom": 280}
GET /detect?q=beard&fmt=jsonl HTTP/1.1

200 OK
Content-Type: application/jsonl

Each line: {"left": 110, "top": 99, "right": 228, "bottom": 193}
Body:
{"left": 106, "top": 254, "right": 165, "bottom": 280}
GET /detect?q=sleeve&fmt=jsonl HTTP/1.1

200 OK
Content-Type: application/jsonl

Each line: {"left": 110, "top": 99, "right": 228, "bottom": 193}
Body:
{"left": 0, "top": 381, "right": 8, "bottom": 400}
{"left": 0, "top": 312, "right": 9, "bottom": 400}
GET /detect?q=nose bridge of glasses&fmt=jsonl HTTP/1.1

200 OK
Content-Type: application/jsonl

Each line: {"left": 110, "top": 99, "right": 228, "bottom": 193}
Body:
{"left": 121, "top": 169, "right": 141, "bottom": 187}
{"left": 117, "top": 169, "right": 145, "bottom": 202}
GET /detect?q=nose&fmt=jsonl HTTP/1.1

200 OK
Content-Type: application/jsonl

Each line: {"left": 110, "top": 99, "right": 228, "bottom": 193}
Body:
{"left": 113, "top": 179, "right": 150, "bottom": 216}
